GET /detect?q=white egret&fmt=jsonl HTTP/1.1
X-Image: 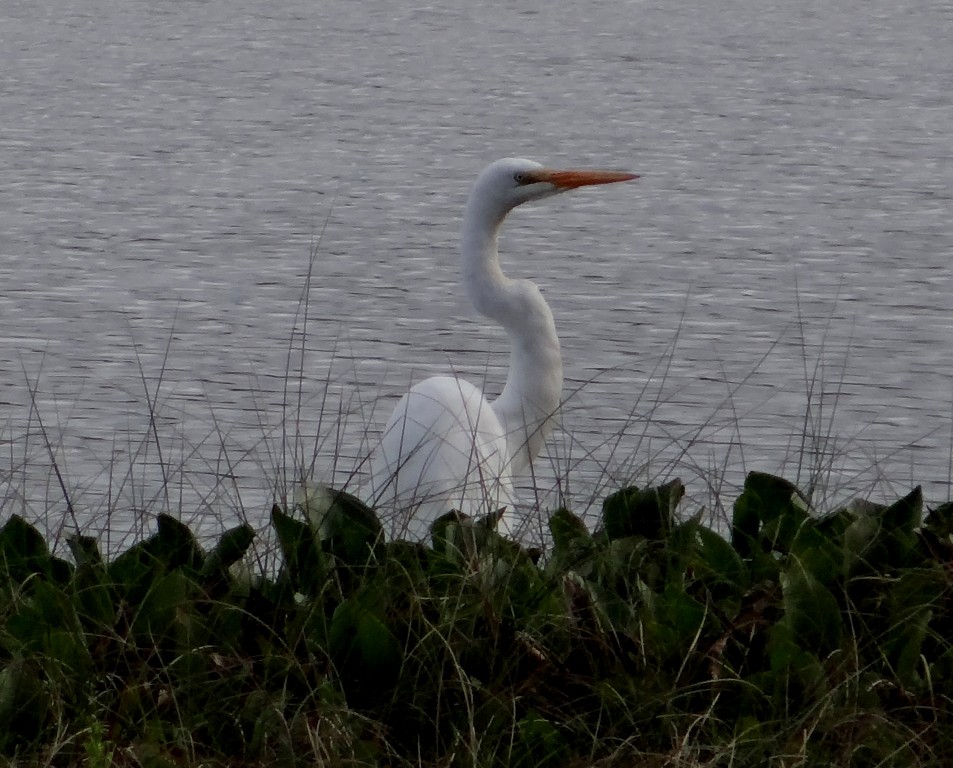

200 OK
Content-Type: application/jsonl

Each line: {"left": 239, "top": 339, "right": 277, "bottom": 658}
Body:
{"left": 368, "top": 158, "right": 637, "bottom": 541}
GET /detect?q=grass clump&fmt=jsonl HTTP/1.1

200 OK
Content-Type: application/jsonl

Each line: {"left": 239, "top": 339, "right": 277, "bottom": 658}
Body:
{"left": 0, "top": 472, "right": 951, "bottom": 766}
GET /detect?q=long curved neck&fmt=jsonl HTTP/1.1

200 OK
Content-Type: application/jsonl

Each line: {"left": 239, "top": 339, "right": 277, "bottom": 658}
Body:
{"left": 460, "top": 198, "right": 563, "bottom": 474}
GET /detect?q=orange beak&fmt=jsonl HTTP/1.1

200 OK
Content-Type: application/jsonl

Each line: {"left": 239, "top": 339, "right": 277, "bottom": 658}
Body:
{"left": 524, "top": 168, "right": 639, "bottom": 189}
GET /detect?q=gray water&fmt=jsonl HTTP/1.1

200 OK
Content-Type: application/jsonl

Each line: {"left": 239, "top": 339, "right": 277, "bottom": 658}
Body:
{"left": 2, "top": 0, "right": 951, "bottom": 546}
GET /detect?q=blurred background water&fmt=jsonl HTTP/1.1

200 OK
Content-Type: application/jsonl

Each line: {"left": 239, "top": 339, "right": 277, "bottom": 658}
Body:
{"left": 1, "top": 0, "right": 951, "bottom": 549}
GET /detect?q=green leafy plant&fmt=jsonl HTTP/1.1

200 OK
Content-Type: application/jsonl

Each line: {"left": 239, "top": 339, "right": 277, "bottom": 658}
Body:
{"left": 0, "top": 471, "right": 951, "bottom": 766}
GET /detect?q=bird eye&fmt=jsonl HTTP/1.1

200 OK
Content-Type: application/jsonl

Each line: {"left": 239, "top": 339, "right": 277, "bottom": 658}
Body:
{"left": 513, "top": 172, "right": 526, "bottom": 184}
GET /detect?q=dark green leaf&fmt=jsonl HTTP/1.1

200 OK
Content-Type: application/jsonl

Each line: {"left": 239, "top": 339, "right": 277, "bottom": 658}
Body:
{"left": 602, "top": 479, "right": 683, "bottom": 540}
{"left": 151, "top": 513, "right": 204, "bottom": 571}
{"left": 549, "top": 507, "right": 593, "bottom": 564}
{"left": 924, "top": 501, "right": 953, "bottom": 539}
{"left": 0, "top": 515, "right": 71, "bottom": 586}
{"left": 744, "top": 472, "right": 806, "bottom": 523}
{"left": 131, "top": 569, "right": 194, "bottom": 640}
{"left": 782, "top": 559, "right": 842, "bottom": 654}
{"left": 732, "top": 472, "right": 810, "bottom": 557}
{"left": 695, "top": 525, "right": 747, "bottom": 588}
{"left": 66, "top": 533, "right": 102, "bottom": 569}
{"left": 324, "top": 488, "right": 384, "bottom": 567}
{"left": 731, "top": 487, "right": 761, "bottom": 558}
{"left": 271, "top": 505, "right": 327, "bottom": 596}
{"left": 7, "top": 579, "right": 77, "bottom": 647}
{"left": 658, "top": 583, "right": 707, "bottom": 645}
{"left": 885, "top": 566, "right": 945, "bottom": 689}
{"left": 72, "top": 560, "right": 116, "bottom": 629}
{"left": 328, "top": 599, "right": 401, "bottom": 704}
{"left": 846, "top": 487, "right": 923, "bottom": 572}
{"left": 0, "top": 659, "right": 48, "bottom": 753}
{"left": 514, "top": 713, "right": 569, "bottom": 768}
{"left": 107, "top": 513, "right": 203, "bottom": 603}
{"left": 201, "top": 523, "right": 255, "bottom": 577}
{"left": 790, "top": 519, "right": 843, "bottom": 587}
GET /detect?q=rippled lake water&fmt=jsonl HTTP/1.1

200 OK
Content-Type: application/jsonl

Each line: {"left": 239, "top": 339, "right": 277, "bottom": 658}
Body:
{"left": 2, "top": 0, "right": 951, "bottom": 547}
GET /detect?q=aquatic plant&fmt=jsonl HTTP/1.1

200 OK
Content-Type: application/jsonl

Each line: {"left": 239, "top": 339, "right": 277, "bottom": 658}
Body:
{"left": 1, "top": 470, "right": 950, "bottom": 766}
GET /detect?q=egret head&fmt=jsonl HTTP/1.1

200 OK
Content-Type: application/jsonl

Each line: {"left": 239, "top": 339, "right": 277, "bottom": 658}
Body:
{"left": 469, "top": 157, "right": 638, "bottom": 219}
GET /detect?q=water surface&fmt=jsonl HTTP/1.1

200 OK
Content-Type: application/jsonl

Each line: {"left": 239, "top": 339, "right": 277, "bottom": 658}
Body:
{"left": 2, "top": 0, "right": 951, "bottom": 545}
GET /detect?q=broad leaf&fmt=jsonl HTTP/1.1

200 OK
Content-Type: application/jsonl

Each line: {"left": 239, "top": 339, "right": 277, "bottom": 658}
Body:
{"left": 781, "top": 559, "right": 842, "bottom": 654}
{"left": 201, "top": 523, "right": 255, "bottom": 577}
{"left": 602, "top": 479, "right": 683, "bottom": 540}
{"left": 271, "top": 505, "right": 327, "bottom": 597}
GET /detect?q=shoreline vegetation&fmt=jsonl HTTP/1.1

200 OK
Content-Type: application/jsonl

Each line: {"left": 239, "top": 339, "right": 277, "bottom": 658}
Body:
{"left": 4, "top": 278, "right": 951, "bottom": 764}
{"left": 1, "top": 470, "right": 951, "bottom": 767}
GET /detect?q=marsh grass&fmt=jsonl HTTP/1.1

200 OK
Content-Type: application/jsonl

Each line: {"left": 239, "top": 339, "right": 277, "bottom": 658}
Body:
{"left": 8, "top": 466, "right": 953, "bottom": 767}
